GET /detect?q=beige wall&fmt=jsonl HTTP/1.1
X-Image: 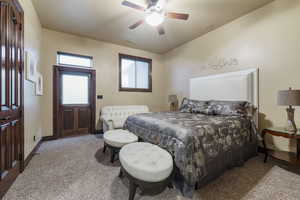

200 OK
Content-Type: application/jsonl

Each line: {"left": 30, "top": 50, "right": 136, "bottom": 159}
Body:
{"left": 20, "top": 0, "right": 43, "bottom": 158}
{"left": 164, "top": 0, "right": 300, "bottom": 152}
{"left": 22, "top": 0, "right": 300, "bottom": 154}
{"left": 40, "top": 29, "right": 167, "bottom": 136}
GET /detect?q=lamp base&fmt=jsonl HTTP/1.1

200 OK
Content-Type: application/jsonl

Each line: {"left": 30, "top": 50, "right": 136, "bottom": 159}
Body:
{"left": 285, "top": 106, "right": 297, "bottom": 133}
{"left": 285, "top": 120, "right": 297, "bottom": 133}
{"left": 170, "top": 102, "right": 178, "bottom": 112}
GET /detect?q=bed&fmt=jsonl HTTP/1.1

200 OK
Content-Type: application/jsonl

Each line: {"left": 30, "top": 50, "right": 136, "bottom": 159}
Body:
{"left": 124, "top": 69, "right": 259, "bottom": 197}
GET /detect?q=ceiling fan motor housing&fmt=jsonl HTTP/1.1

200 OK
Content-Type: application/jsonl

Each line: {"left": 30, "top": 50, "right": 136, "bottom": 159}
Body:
{"left": 148, "top": 0, "right": 159, "bottom": 5}
{"left": 148, "top": 0, "right": 165, "bottom": 11}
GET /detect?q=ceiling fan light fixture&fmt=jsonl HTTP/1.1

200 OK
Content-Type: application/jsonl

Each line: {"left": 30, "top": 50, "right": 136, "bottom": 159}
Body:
{"left": 122, "top": 0, "right": 189, "bottom": 35}
{"left": 145, "top": 12, "right": 165, "bottom": 27}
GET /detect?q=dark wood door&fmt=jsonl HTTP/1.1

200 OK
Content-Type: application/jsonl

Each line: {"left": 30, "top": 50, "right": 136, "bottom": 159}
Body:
{"left": 54, "top": 66, "right": 96, "bottom": 138}
{"left": 0, "top": 0, "right": 24, "bottom": 197}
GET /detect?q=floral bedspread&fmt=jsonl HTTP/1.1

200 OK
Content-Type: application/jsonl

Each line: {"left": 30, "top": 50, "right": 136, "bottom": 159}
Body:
{"left": 124, "top": 112, "right": 258, "bottom": 188}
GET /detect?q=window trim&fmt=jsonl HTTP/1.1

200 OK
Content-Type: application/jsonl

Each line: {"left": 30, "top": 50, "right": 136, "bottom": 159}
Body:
{"left": 119, "top": 53, "right": 152, "bottom": 92}
{"left": 57, "top": 51, "right": 93, "bottom": 68}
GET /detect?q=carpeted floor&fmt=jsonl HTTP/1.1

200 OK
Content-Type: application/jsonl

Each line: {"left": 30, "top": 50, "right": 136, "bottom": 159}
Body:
{"left": 2, "top": 135, "right": 293, "bottom": 200}
{"left": 242, "top": 166, "right": 300, "bottom": 200}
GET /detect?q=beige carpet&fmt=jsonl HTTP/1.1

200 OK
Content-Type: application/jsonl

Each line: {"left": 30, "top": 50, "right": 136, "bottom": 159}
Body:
{"left": 3, "top": 135, "right": 288, "bottom": 200}
{"left": 242, "top": 166, "right": 300, "bottom": 200}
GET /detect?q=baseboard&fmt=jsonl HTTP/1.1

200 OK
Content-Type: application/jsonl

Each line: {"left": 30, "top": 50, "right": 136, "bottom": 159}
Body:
{"left": 42, "top": 136, "right": 57, "bottom": 141}
{"left": 24, "top": 139, "right": 43, "bottom": 169}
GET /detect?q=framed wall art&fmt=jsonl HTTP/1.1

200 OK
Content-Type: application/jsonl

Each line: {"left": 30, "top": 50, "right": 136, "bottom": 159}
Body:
{"left": 25, "top": 51, "right": 37, "bottom": 82}
{"left": 35, "top": 72, "right": 43, "bottom": 96}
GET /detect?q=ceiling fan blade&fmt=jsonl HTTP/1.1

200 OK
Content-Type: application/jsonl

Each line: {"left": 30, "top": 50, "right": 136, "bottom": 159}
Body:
{"left": 166, "top": 12, "right": 189, "bottom": 20}
{"left": 129, "top": 20, "right": 144, "bottom": 29}
{"left": 157, "top": 25, "right": 165, "bottom": 35}
{"left": 122, "top": 1, "right": 146, "bottom": 11}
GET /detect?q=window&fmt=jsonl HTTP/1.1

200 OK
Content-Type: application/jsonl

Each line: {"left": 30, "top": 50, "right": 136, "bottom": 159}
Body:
{"left": 57, "top": 52, "right": 93, "bottom": 68}
{"left": 62, "top": 74, "right": 89, "bottom": 105}
{"left": 119, "top": 54, "right": 152, "bottom": 92}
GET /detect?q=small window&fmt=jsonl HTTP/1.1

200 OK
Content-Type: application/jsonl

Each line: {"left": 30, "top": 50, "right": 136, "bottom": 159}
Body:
{"left": 57, "top": 52, "right": 93, "bottom": 68}
{"left": 119, "top": 54, "right": 152, "bottom": 92}
{"left": 62, "top": 74, "right": 89, "bottom": 105}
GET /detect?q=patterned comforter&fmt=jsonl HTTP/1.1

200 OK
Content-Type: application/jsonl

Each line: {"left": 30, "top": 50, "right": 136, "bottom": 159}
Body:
{"left": 124, "top": 112, "right": 258, "bottom": 191}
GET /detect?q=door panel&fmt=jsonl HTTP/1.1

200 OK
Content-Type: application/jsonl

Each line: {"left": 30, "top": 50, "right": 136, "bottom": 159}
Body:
{"left": 62, "top": 109, "right": 74, "bottom": 131}
{"left": 0, "top": 0, "right": 24, "bottom": 198}
{"left": 0, "top": 123, "right": 10, "bottom": 176}
{"left": 61, "top": 107, "right": 90, "bottom": 137}
{"left": 61, "top": 108, "right": 75, "bottom": 137}
{"left": 78, "top": 108, "right": 90, "bottom": 129}
{"left": 0, "top": 120, "right": 19, "bottom": 177}
{"left": 11, "top": 120, "right": 20, "bottom": 167}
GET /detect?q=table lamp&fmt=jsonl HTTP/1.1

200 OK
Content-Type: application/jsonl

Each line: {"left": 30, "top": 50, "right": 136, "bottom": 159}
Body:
{"left": 168, "top": 95, "right": 178, "bottom": 111}
{"left": 278, "top": 88, "right": 300, "bottom": 133}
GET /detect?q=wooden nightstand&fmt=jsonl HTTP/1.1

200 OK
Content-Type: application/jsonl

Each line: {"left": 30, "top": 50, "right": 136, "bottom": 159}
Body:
{"left": 262, "top": 127, "right": 300, "bottom": 165}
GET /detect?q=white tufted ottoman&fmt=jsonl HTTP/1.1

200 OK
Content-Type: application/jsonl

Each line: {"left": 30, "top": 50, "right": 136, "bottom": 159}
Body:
{"left": 103, "top": 130, "right": 138, "bottom": 163}
{"left": 119, "top": 142, "right": 173, "bottom": 200}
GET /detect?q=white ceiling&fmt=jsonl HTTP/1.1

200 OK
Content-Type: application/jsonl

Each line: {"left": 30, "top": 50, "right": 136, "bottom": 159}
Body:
{"left": 32, "top": 0, "right": 273, "bottom": 54}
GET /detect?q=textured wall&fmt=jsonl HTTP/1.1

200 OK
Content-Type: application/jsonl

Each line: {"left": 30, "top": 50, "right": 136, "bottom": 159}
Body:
{"left": 164, "top": 0, "right": 300, "bottom": 152}
{"left": 19, "top": 0, "right": 43, "bottom": 158}
{"left": 40, "top": 29, "right": 167, "bottom": 137}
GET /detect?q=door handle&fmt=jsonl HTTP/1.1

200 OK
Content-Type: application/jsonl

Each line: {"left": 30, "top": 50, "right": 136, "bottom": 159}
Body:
{"left": 0, "top": 116, "right": 10, "bottom": 120}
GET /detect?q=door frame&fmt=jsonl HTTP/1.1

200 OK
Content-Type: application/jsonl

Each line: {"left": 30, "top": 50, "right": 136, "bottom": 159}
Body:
{"left": 53, "top": 65, "right": 96, "bottom": 138}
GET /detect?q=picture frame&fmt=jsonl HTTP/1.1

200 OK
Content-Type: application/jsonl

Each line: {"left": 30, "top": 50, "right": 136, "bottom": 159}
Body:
{"left": 35, "top": 72, "right": 43, "bottom": 96}
{"left": 25, "top": 51, "right": 37, "bottom": 82}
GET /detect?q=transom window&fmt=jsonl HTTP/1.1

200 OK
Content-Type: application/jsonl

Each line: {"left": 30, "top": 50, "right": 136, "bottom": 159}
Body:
{"left": 119, "top": 54, "right": 152, "bottom": 92}
{"left": 57, "top": 51, "right": 93, "bottom": 68}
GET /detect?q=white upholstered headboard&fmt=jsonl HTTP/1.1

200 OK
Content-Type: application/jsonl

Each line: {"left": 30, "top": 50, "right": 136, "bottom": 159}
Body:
{"left": 190, "top": 68, "right": 259, "bottom": 126}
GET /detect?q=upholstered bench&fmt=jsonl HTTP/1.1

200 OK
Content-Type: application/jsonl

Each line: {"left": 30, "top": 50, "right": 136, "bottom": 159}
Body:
{"left": 103, "top": 130, "right": 138, "bottom": 163}
{"left": 119, "top": 142, "right": 173, "bottom": 200}
{"left": 100, "top": 105, "right": 150, "bottom": 132}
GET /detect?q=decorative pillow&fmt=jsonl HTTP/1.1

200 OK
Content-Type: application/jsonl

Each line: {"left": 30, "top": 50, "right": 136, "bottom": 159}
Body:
{"left": 190, "top": 103, "right": 214, "bottom": 115}
{"left": 179, "top": 98, "right": 213, "bottom": 114}
{"left": 209, "top": 100, "right": 249, "bottom": 116}
{"left": 179, "top": 98, "right": 193, "bottom": 113}
{"left": 245, "top": 103, "right": 258, "bottom": 117}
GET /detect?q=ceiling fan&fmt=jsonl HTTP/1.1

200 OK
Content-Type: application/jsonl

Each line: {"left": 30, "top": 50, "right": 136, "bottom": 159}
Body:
{"left": 121, "top": 0, "right": 190, "bottom": 35}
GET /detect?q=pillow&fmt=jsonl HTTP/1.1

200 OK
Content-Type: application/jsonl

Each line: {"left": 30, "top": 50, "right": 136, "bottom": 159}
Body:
{"left": 190, "top": 104, "right": 214, "bottom": 115}
{"left": 245, "top": 103, "right": 258, "bottom": 117}
{"left": 179, "top": 98, "right": 193, "bottom": 113}
{"left": 179, "top": 98, "right": 213, "bottom": 115}
{"left": 209, "top": 100, "right": 249, "bottom": 116}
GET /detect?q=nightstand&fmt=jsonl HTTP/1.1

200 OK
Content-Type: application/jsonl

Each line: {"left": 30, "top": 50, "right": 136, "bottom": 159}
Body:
{"left": 262, "top": 127, "right": 300, "bottom": 165}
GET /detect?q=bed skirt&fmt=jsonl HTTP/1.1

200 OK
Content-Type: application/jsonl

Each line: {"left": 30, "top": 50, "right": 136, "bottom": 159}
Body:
{"left": 173, "top": 142, "right": 258, "bottom": 198}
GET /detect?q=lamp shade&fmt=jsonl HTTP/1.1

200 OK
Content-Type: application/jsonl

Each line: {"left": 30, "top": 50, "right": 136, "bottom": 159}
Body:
{"left": 278, "top": 89, "right": 300, "bottom": 106}
{"left": 168, "top": 95, "right": 178, "bottom": 103}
